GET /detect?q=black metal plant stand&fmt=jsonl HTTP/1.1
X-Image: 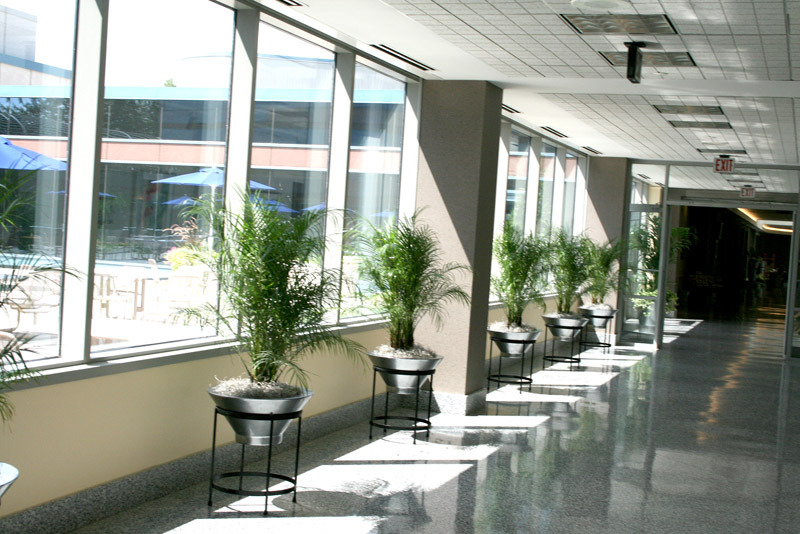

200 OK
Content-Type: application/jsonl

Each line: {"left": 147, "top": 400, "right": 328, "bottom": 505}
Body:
{"left": 369, "top": 366, "right": 435, "bottom": 444}
{"left": 542, "top": 324, "right": 585, "bottom": 369}
{"left": 208, "top": 406, "right": 302, "bottom": 516}
{"left": 579, "top": 319, "right": 613, "bottom": 355}
{"left": 486, "top": 336, "right": 536, "bottom": 393}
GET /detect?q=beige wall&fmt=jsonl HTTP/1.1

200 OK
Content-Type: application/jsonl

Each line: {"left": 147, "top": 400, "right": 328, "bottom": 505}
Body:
{"left": 0, "top": 327, "right": 386, "bottom": 517}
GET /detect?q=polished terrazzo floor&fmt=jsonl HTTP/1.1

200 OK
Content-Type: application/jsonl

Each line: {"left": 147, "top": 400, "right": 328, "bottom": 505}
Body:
{"left": 71, "top": 307, "right": 800, "bottom": 533}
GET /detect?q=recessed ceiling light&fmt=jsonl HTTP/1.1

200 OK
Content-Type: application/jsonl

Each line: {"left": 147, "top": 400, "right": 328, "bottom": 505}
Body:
{"left": 697, "top": 148, "right": 747, "bottom": 155}
{"left": 601, "top": 51, "right": 696, "bottom": 68}
{"left": 654, "top": 105, "right": 724, "bottom": 115}
{"left": 669, "top": 120, "right": 732, "bottom": 129}
{"left": 562, "top": 14, "right": 676, "bottom": 34}
{"left": 570, "top": 0, "right": 630, "bottom": 11}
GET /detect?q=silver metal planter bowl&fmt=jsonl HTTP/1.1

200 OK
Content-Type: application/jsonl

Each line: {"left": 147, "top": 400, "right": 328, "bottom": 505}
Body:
{"left": 0, "top": 463, "right": 19, "bottom": 504}
{"left": 579, "top": 306, "right": 617, "bottom": 328}
{"left": 368, "top": 352, "right": 443, "bottom": 395}
{"left": 486, "top": 328, "right": 541, "bottom": 356}
{"left": 208, "top": 388, "right": 313, "bottom": 446}
{"left": 543, "top": 315, "right": 589, "bottom": 341}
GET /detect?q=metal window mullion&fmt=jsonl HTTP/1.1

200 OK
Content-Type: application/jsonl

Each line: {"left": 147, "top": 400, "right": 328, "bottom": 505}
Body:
{"left": 224, "top": 8, "right": 260, "bottom": 214}
{"left": 398, "top": 79, "right": 420, "bottom": 219}
{"left": 550, "top": 147, "right": 566, "bottom": 230}
{"left": 325, "top": 51, "right": 355, "bottom": 322}
{"left": 493, "top": 122, "right": 511, "bottom": 237}
{"left": 524, "top": 137, "right": 542, "bottom": 235}
{"left": 61, "top": 0, "right": 109, "bottom": 363}
{"left": 655, "top": 164, "right": 671, "bottom": 347}
{"left": 574, "top": 155, "right": 587, "bottom": 235}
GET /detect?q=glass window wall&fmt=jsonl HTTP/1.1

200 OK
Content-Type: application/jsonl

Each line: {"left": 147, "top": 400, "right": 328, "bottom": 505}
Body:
{"left": 90, "top": 0, "right": 234, "bottom": 352}
{"left": 562, "top": 153, "right": 577, "bottom": 234}
{"left": 536, "top": 143, "right": 556, "bottom": 235}
{"left": 0, "top": 0, "right": 75, "bottom": 361}
{"left": 341, "top": 63, "right": 405, "bottom": 318}
{"left": 504, "top": 130, "right": 530, "bottom": 230}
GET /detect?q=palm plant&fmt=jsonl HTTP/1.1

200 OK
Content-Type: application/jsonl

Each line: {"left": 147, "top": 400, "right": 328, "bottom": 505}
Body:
{"left": 491, "top": 221, "right": 549, "bottom": 327}
{"left": 584, "top": 238, "right": 623, "bottom": 305}
{"left": 0, "top": 253, "right": 70, "bottom": 421}
{"left": 548, "top": 228, "right": 592, "bottom": 315}
{"left": 186, "top": 191, "right": 361, "bottom": 393}
{"left": 358, "top": 212, "right": 470, "bottom": 352}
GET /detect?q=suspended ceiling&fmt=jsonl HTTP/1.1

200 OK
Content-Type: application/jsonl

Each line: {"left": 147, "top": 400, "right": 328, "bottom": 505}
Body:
{"left": 261, "top": 0, "right": 800, "bottom": 195}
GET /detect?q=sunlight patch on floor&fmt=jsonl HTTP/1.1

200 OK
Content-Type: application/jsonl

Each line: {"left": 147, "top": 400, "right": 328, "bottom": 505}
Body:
{"left": 335, "top": 432, "right": 497, "bottom": 462}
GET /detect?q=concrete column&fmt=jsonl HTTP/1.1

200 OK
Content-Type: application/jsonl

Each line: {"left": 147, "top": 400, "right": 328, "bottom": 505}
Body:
{"left": 413, "top": 80, "right": 502, "bottom": 400}
{"left": 584, "top": 157, "right": 628, "bottom": 243}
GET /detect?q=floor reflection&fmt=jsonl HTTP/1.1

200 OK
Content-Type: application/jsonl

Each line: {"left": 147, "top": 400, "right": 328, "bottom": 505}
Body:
{"left": 69, "top": 308, "right": 800, "bottom": 534}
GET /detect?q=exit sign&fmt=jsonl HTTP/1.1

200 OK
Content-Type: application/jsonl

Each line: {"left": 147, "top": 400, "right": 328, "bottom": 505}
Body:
{"left": 714, "top": 157, "right": 735, "bottom": 173}
{"left": 740, "top": 186, "right": 755, "bottom": 199}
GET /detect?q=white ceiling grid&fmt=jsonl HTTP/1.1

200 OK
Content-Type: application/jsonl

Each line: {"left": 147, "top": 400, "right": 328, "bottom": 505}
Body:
{"left": 371, "top": 0, "right": 800, "bottom": 192}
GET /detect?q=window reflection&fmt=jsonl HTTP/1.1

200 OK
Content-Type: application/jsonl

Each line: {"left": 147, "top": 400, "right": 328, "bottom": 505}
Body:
{"left": 563, "top": 154, "right": 577, "bottom": 234}
{"left": 90, "top": 0, "right": 234, "bottom": 352}
{"left": 505, "top": 131, "right": 530, "bottom": 230}
{"left": 0, "top": 0, "right": 75, "bottom": 359}
{"left": 341, "top": 64, "right": 405, "bottom": 319}
{"left": 536, "top": 144, "right": 556, "bottom": 235}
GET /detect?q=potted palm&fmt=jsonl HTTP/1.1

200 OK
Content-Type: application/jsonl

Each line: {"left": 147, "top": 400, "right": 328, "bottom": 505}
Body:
{"left": 488, "top": 221, "right": 548, "bottom": 355}
{"left": 0, "top": 170, "right": 74, "bottom": 503}
{"left": 186, "top": 191, "right": 361, "bottom": 445}
{"left": 543, "top": 229, "right": 590, "bottom": 340}
{"left": 579, "top": 238, "right": 622, "bottom": 328}
{"left": 358, "top": 212, "right": 470, "bottom": 394}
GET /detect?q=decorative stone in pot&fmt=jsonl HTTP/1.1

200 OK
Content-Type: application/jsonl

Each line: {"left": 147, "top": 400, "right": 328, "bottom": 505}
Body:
{"left": 208, "top": 380, "right": 313, "bottom": 446}
{"left": 579, "top": 304, "right": 618, "bottom": 328}
{"left": 543, "top": 314, "right": 589, "bottom": 341}
{"left": 368, "top": 345, "right": 443, "bottom": 395}
{"left": 487, "top": 322, "right": 541, "bottom": 357}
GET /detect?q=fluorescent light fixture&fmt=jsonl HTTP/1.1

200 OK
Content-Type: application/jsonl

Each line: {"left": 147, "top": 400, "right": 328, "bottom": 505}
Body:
{"left": 738, "top": 208, "right": 758, "bottom": 222}
{"left": 670, "top": 121, "right": 732, "bottom": 129}
{"left": 562, "top": 13, "right": 676, "bottom": 34}
{"left": 570, "top": 0, "right": 631, "bottom": 11}
{"left": 762, "top": 224, "right": 792, "bottom": 234}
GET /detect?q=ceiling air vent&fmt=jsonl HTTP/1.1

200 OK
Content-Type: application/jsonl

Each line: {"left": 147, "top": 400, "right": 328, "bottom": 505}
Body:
{"left": 561, "top": 14, "right": 677, "bottom": 35}
{"left": 637, "top": 174, "right": 653, "bottom": 181}
{"left": 370, "top": 44, "right": 434, "bottom": 71}
{"left": 654, "top": 105, "right": 724, "bottom": 115}
{"left": 697, "top": 148, "right": 747, "bottom": 155}
{"left": 670, "top": 120, "right": 732, "bottom": 129}
{"left": 602, "top": 51, "right": 696, "bottom": 68}
{"left": 582, "top": 146, "right": 602, "bottom": 155}
{"left": 541, "top": 126, "right": 568, "bottom": 138}
{"left": 502, "top": 104, "right": 521, "bottom": 114}
{"left": 275, "top": 0, "right": 305, "bottom": 6}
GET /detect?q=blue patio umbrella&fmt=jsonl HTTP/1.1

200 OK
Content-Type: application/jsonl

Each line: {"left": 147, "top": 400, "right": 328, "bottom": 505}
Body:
{"left": 151, "top": 167, "right": 275, "bottom": 191}
{"left": 302, "top": 202, "right": 326, "bottom": 211}
{"left": 0, "top": 136, "right": 67, "bottom": 171}
{"left": 162, "top": 195, "right": 198, "bottom": 206}
{"left": 47, "top": 190, "right": 116, "bottom": 198}
{"left": 250, "top": 196, "right": 298, "bottom": 213}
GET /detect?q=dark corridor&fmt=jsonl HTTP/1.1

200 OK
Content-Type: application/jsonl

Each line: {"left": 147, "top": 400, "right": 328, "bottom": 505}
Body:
{"left": 674, "top": 206, "right": 791, "bottom": 320}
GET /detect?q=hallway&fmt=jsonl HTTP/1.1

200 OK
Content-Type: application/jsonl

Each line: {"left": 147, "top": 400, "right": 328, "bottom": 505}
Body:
{"left": 64, "top": 309, "right": 800, "bottom": 534}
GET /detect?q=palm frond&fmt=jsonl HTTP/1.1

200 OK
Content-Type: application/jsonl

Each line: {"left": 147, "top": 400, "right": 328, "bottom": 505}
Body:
{"left": 183, "top": 189, "right": 363, "bottom": 386}
{"left": 491, "top": 222, "right": 549, "bottom": 326}
{"left": 357, "top": 211, "right": 471, "bottom": 350}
